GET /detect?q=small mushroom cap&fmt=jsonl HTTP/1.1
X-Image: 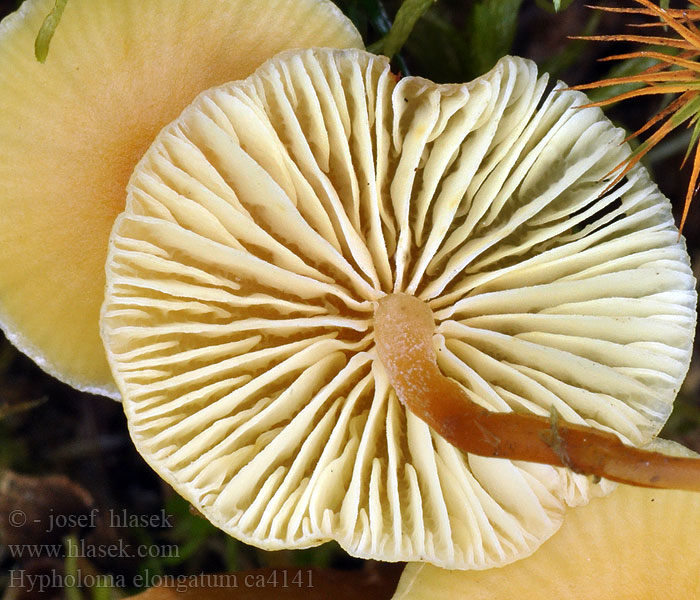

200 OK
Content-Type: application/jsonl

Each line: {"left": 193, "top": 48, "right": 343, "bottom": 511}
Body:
{"left": 0, "top": 0, "right": 362, "bottom": 398}
{"left": 101, "top": 49, "right": 695, "bottom": 568}
{"left": 393, "top": 443, "right": 700, "bottom": 598}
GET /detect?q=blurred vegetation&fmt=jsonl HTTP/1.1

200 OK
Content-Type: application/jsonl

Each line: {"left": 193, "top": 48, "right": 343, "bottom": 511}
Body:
{"left": 1, "top": 0, "right": 700, "bottom": 598}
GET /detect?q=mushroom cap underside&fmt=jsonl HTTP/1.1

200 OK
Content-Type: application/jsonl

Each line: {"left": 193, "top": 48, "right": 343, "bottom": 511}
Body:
{"left": 0, "top": 0, "right": 362, "bottom": 398}
{"left": 393, "top": 442, "right": 700, "bottom": 598}
{"left": 101, "top": 49, "right": 696, "bottom": 568}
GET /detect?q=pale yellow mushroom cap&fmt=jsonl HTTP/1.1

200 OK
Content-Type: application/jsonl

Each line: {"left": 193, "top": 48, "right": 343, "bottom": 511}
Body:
{"left": 101, "top": 49, "right": 695, "bottom": 568}
{"left": 0, "top": 0, "right": 362, "bottom": 398}
{"left": 394, "top": 447, "right": 700, "bottom": 597}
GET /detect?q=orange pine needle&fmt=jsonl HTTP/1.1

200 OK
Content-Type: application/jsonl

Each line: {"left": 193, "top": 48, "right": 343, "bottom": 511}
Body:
{"left": 578, "top": 0, "right": 700, "bottom": 233}
{"left": 586, "top": 4, "right": 700, "bottom": 19}
{"left": 625, "top": 92, "right": 697, "bottom": 142}
{"left": 680, "top": 142, "right": 700, "bottom": 232}
{"left": 570, "top": 34, "right": 696, "bottom": 50}
{"left": 572, "top": 70, "right": 698, "bottom": 90}
{"left": 598, "top": 51, "right": 700, "bottom": 73}
{"left": 576, "top": 84, "right": 698, "bottom": 108}
{"left": 634, "top": 0, "right": 700, "bottom": 47}
{"left": 606, "top": 117, "right": 681, "bottom": 186}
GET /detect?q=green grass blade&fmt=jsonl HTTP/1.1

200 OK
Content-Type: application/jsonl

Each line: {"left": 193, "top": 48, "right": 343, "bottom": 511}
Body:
{"left": 370, "top": 0, "right": 436, "bottom": 58}
{"left": 536, "top": 0, "right": 574, "bottom": 14}
{"left": 465, "top": 0, "right": 524, "bottom": 77}
{"left": 35, "top": 0, "right": 68, "bottom": 63}
{"left": 685, "top": 118, "right": 700, "bottom": 165}
{"left": 63, "top": 535, "right": 84, "bottom": 600}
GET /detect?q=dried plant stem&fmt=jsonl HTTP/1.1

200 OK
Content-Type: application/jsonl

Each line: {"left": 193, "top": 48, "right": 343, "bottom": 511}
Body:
{"left": 573, "top": 0, "right": 700, "bottom": 233}
{"left": 374, "top": 293, "right": 700, "bottom": 491}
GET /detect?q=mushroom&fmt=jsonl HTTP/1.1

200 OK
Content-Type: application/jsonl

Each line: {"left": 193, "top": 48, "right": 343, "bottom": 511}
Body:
{"left": 0, "top": 0, "right": 362, "bottom": 398}
{"left": 100, "top": 49, "right": 696, "bottom": 568}
{"left": 391, "top": 443, "right": 700, "bottom": 598}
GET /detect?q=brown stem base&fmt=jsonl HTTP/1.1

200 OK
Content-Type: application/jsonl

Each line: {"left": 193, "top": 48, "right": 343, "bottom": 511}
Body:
{"left": 373, "top": 293, "right": 700, "bottom": 492}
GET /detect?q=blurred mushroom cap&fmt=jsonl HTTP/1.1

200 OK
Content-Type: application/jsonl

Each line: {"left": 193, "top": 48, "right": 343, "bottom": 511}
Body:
{"left": 101, "top": 49, "right": 696, "bottom": 568}
{"left": 0, "top": 0, "right": 362, "bottom": 398}
{"left": 392, "top": 443, "right": 700, "bottom": 598}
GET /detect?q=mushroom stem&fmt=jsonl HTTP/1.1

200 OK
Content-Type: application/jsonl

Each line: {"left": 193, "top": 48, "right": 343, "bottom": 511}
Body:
{"left": 374, "top": 293, "right": 700, "bottom": 492}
